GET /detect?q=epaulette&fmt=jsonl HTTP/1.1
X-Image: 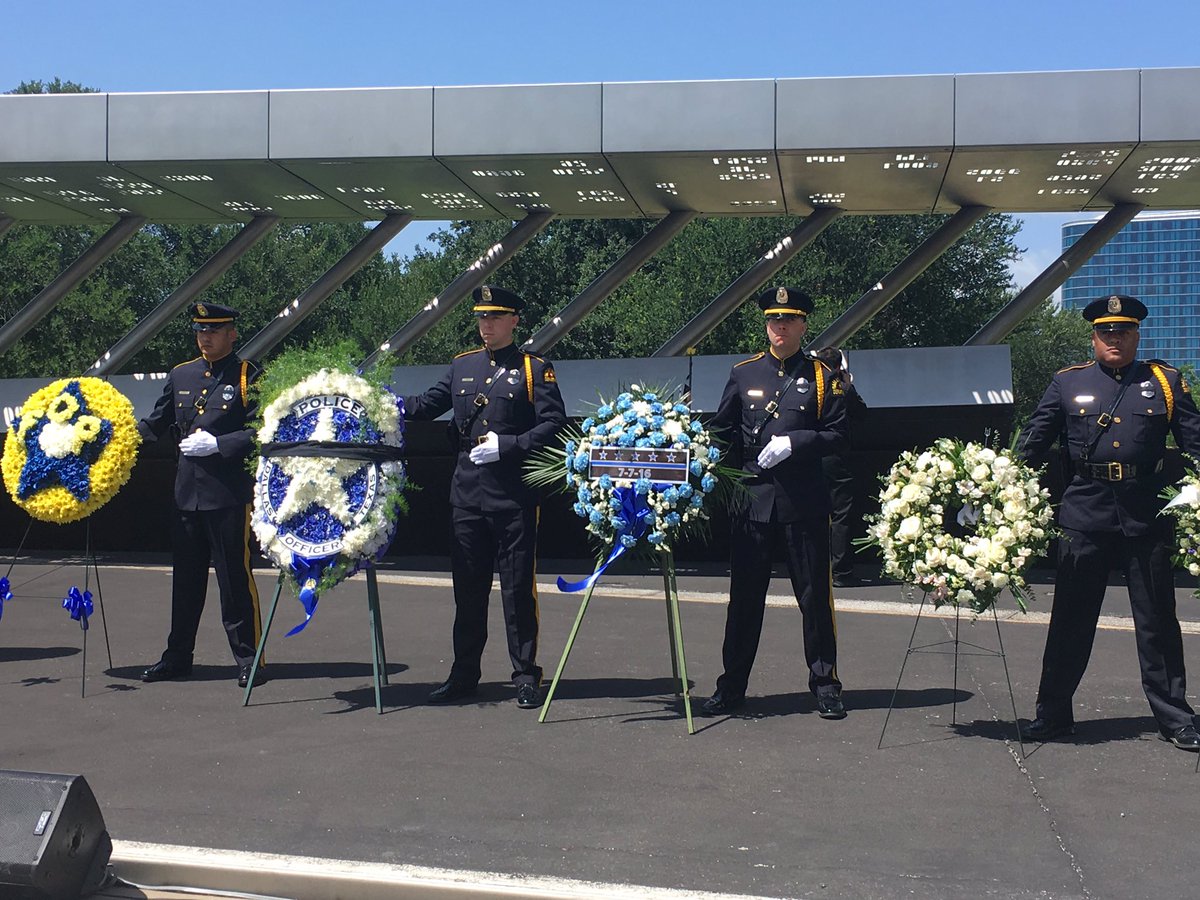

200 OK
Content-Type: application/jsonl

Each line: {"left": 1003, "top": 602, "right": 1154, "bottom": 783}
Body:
{"left": 453, "top": 347, "right": 486, "bottom": 360}
{"left": 1055, "top": 361, "right": 1094, "bottom": 375}
{"left": 525, "top": 352, "right": 546, "bottom": 363}
{"left": 173, "top": 356, "right": 204, "bottom": 370}
{"left": 1147, "top": 358, "right": 1177, "bottom": 372}
{"left": 734, "top": 352, "right": 765, "bottom": 368}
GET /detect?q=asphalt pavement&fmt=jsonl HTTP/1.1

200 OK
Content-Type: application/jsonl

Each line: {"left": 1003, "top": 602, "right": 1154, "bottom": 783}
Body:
{"left": 1, "top": 555, "right": 1198, "bottom": 899}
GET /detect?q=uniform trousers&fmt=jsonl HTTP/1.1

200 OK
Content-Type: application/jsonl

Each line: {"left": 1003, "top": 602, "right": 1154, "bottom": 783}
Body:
{"left": 821, "top": 454, "right": 856, "bottom": 579}
{"left": 717, "top": 516, "right": 840, "bottom": 699}
{"left": 1037, "top": 525, "right": 1195, "bottom": 732}
{"left": 449, "top": 505, "right": 542, "bottom": 687}
{"left": 165, "top": 504, "right": 262, "bottom": 668}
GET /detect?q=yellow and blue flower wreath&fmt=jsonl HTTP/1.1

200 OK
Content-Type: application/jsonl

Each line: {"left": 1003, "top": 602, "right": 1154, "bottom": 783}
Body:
{"left": 2, "top": 377, "right": 142, "bottom": 524}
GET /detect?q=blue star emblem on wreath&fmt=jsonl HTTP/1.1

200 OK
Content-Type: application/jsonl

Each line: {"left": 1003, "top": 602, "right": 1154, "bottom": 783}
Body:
{"left": 17, "top": 380, "right": 114, "bottom": 502}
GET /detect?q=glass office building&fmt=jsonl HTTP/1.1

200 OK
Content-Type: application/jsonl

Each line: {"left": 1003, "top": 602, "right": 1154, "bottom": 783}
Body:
{"left": 1061, "top": 212, "right": 1200, "bottom": 370}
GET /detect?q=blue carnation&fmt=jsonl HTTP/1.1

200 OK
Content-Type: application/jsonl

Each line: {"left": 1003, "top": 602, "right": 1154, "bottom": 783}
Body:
{"left": 610, "top": 516, "right": 628, "bottom": 530}
{"left": 597, "top": 404, "right": 613, "bottom": 418}
{"left": 663, "top": 487, "right": 680, "bottom": 504}
{"left": 707, "top": 446, "right": 721, "bottom": 462}
{"left": 665, "top": 511, "right": 682, "bottom": 527}
{"left": 577, "top": 486, "right": 592, "bottom": 502}
{"left": 649, "top": 432, "right": 667, "bottom": 447}
{"left": 651, "top": 415, "right": 665, "bottom": 428}
{"left": 673, "top": 403, "right": 689, "bottom": 414}
{"left": 609, "top": 496, "right": 623, "bottom": 510}
{"left": 581, "top": 418, "right": 595, "bottom": 431}
{"left": 644, "top": 392, "right": 657, "bottom": 402}
{"left": 623, "top": 409, "right": 637, "bottom": 423}
{"left": 650, "top": 402, "right": 664, "bottom": 414}
{"left": 618, "top": 431, "right": 636, "bottom": 447}
{"left": 573, "top": 454, "right": 589, "bottom": 472}
{"left": 678, "top": 483, "right": 693, "bottom": 498}
{"left": 565, "top": 440, "right": 577, "bottom": 455}
{"left": 636, "top": 416, "right": 649, "bottom": 428}
{"left": 691, "top": 421, "right": 704, "bottom": 434}
{"left": 690, "top": 494, "right": 704, "bottom": 508}
{"left": 573, "top": 502, "right": 588, "bottom": 517}
{"left": 598, "top": 474, "right": 613, "bottom": 489}
{"left": 690, "top": 460, "right": 704, "bottom": 476}
{"left": 635, "top": 478, "right": 651, "bottom": 496}
{"left": 635, "top": 438, "right": 650, "bottom": 448}
{"left": 620, "top": 534, "right": 638, "bottom": 548}
{"left": 648, "top": 531, "right": 666, "bottom": 545}
{"left": 677, "top": 433, "right": 691, "bottom": 445}
{"left": 617, "top": 393, "right": 633, "bottom": 408}
{"left": 589, "top": 509, "right": 605, "bottom": 526}
{"left": 594, "top": 424, "right": 608, "bottom": 436}
{"left": 701, "top": 473, "right": 717, "bottom": 493}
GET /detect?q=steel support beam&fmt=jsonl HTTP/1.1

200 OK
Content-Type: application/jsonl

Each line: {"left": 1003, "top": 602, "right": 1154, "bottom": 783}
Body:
{"left": 0, "top": 216, "right": 146, "bottom": 355}
{"left": 0, "top": 217, "right": 14, "bottom": 239}
{"left": 360, "top": 211, "right": 555, "bottom": 369}
{"left": 967, "top": 203, "right": 1145, "bottom": 346}
{"left": 806, "top": 205, "right": 992, "bottom": 350}
{"left": 652, "top": 208, "right": 844, "bottom": 358}
{"left": 240, "top": 214, "right": 413, "bottom": 363}
{"left": 523, "top": 211, "right": 695, "bottom": 356}
{"left": 89, "top": 216, "right": 280, "bottom": 376}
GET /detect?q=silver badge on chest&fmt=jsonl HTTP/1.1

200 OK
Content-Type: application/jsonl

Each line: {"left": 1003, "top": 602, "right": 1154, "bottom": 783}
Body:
{"left": 221, "top": 385, "right": 236, "bottom": 403}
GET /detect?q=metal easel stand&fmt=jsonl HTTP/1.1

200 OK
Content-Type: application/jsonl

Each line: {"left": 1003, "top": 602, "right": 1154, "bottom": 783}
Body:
{"left": 878, "top": 591, "right": 1025, "bottom": 757}
{"left": 242, "top": 564, "right": 390, "bottom": 712}
{"left": 539, "top": 549, "right": 694, "bottom": 734}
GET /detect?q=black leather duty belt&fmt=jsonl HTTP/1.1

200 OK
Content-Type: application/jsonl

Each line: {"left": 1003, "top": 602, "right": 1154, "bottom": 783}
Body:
{"left": 1075, "top": 460, "right": 1161, "bottom": 481}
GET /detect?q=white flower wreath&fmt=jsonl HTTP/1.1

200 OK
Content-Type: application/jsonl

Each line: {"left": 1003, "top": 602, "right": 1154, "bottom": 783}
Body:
{"left": 253, "top": 367, "right": 406, "bottom": 633}
{"left": 867, "top": 437, "right": 1054, "bottom": 612}
{"left": 1161, "top": 461, "right": 1200, "bottom": 594}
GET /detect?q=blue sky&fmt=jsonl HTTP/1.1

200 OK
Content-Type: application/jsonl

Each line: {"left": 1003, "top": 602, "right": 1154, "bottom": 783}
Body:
{"left": 4, "top": 0, "right": 1198, "bottom": 286}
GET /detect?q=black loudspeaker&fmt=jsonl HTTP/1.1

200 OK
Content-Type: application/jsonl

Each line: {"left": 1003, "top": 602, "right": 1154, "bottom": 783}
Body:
{"left": 0, "top": 770, "right": 112, "bottom": 900}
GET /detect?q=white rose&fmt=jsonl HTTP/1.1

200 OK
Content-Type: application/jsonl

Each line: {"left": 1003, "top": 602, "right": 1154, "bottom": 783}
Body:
{"left": 896, "top": 516, "right": 923, "bottom": 541}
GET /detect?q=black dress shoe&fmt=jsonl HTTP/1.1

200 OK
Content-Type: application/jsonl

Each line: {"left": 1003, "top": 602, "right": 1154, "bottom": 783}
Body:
{"left": 141, "top": 660, "right": 192, "bottom": 683}
{"left": 427, "top": 678, "right": 478, "bottom": 704}
{"left": 832, "top": 575, "right": 854, "bottom": 588}
{"left": 238, "top": 665, "right": 266, "bottom": 688}
{"left": 817, "top": 692, "right": 847, "bottom": 719}
{"left": 1159, "top": 724, "right": 1200, "bottom": 751}
{"left": 1021, "top": 717, "right": 1076, "bottom": 741}
{"left": 516, "top": 683, "right": 542, "bottom": 709}
{"left": 701, "top": 690, "right": 745, "bottom": 715}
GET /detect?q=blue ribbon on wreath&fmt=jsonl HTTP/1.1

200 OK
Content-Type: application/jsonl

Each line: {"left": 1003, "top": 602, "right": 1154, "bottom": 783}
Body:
{"left": 0, "top": 576, "right": 12, "bottom": 624}
{"left": 557, "top": 487, "right": 655, "bottom": 593}
{"left": 62, "top": 586, "right": 93, "bottom": 631}
{"left": 285, "top": 554, "right": 333, "bottom": 636}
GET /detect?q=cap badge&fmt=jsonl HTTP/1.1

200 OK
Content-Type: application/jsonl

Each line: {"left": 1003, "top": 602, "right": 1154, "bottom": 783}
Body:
{"left": 776, "top": 286, "right": 787, "bottom": 303}
{"left": 195, "top": 303, "right": 208, "bottom": 317}
{"left": 481, "top": 286, "right": 492, "bottom": 302}
{"left": 1107, "top": 295, "right": 1121, "bottom": 314}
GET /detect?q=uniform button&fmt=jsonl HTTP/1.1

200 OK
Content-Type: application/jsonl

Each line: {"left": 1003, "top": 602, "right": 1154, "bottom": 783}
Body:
{"left": 1079, "top": 408, "right": 1086, "bottom": 414}
{"left": 1146, "top": 408, "right": 1154, "bottom": 414}
{"left": 201, "top": 388, "right": 208, "bottom": 394}
{"left": 222, "top": 405, "right": 228, "bottom": 410}
{"left": 1114, "top": 417, "right": 1121, "bottom": 423}
{"left": 1112, "top": 440, "right": 1120, "bottom": 448}
{"left": 204, "top": 371, "right": 211, "bottom": 377}
{"left": 481, "top": 419, "right": 488, "bottom": 426}
{"left": 485, "top": 378, "right": 492, "bottom": 384}
{"left": 198, "top": 409, "right": 205, "bottom": 416}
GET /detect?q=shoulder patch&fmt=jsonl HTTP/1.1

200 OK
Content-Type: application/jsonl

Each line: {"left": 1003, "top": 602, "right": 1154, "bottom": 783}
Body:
{"left": 733, "top": 352, "right": 766, "bottom": 368}
{"left": 543, "top": 366, "right": 557, "bottom": 383}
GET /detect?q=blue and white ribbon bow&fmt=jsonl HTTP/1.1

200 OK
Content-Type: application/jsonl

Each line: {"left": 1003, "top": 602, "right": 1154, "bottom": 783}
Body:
{"left": 0, "top": 576, "right": 12, "bottom": 624}
{"left": 557, "top": 487, "right": 655, "bottom": 593}
{"left": 286, "top": 554, "right": 332, "bottom": 636}
{"left": 62, "top": 586, "right": 93, "bottom": 631}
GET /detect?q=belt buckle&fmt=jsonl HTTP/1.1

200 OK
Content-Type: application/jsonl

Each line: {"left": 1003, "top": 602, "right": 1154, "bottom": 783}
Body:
{"left": 473, "top": 393, "right": 488, "bottom": 408}
{"left": 1108, "top": 461, "right": 1123, "bottom": 481}
{"left": 476, "top": 435, "right": 489, "bottom": 446}
{"left": 764, "top": 400, "right": 779, "bottom": 414}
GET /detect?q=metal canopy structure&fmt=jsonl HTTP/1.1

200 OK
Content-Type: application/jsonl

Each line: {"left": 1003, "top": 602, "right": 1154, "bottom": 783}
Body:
{"left": 3, "top": 68, "right": 1200, "bottom": 226}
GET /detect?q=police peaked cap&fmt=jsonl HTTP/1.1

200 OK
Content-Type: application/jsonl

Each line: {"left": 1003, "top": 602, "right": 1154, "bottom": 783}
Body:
{"left": 189, "top": 302, "right": 239, "bottom": 331}
{"left": 1082, "top": 294, "right": 1147, "bottom": 332}
{"left": 471, "top": 285, "right": 525, "bottom": 316}
{"left": 756, "top": 286, "right": 814, "bottom": 318}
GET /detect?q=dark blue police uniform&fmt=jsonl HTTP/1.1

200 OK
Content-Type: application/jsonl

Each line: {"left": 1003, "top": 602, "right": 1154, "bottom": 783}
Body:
{"left": 1018, "top": 294, "right": 1200, "bottom": 748}
{"left": 139, "top": 303, "right": 263, "bottom": 683}
{"left": 705, "top": 287, "right": 849, "bottom": 715}
{"left": 404, "top": 287, "right": 567, "bottom": 700}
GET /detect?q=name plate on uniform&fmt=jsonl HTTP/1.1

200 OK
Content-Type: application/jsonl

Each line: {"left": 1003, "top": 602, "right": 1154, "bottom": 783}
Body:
{"left": 588, "top": 447, "right": 690, "bottom": 484}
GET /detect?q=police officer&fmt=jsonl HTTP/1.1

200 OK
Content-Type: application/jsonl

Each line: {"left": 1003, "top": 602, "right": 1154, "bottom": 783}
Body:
{"left": 405, "top": 286, "right": 567, "bottom": 709}
{"left": 140, "top": 302, "right": 264, "bottom": 688}
{"left": 1017, "top": 294, "right": 1200, "bottom": 751}
{"left": 702, "top": 287, "right": 849, "bottom": 718}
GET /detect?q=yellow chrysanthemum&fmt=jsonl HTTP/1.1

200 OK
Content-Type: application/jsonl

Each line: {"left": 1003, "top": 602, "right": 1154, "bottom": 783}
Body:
{"left": 2, "top": 377, "right": 142, "bottom": 524}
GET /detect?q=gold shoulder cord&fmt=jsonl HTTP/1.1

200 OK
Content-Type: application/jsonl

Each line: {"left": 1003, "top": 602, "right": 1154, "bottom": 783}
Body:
{"left": 524, "top": 355, "right": 534, "bottom": 402}
{"left": 1150, "top": 364, "right": 1175, "bottom": 421}
{"left": 814, "top": 362, "right": 826, "bottom": 419}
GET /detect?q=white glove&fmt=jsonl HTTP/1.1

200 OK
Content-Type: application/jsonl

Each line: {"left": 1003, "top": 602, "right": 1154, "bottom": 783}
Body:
{"left": 756, "top": 434, "right": 792, "bottom": 470}
{"left": 956, "top": 502, "right": 980, "bottom": 528}
{"left": 469, "top": 431, "right": 500, "bottom": 465}
{"left": 179, "top": 429, "right": 219, "bottom": 457}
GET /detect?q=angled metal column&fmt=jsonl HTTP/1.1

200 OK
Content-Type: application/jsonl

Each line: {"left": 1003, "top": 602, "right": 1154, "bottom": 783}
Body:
{"left": 652, "top": 208, "right": 844, "bottom": 358}
{"left": 806, "top": 205, "right": 992, "bottom": 350}
{"left": 0, "top": 216, "right": 146, "bottom": 355}
{"left": 89, "top": 215, "right": 280, "bottom": 376}
{"left": 240, "top": 213, "right": 413, "bottom": 363}
{"left": 360, "top": 211, "right": 555, "bottom": 369}
{"left": 523, "top": 211, "right": 696, "bottom": 356}
{"left": 0, "top": 217, "right": 14, "bottom": 239}
{"left": 967, "top": 203, "right": 1144, "bottom": 346}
